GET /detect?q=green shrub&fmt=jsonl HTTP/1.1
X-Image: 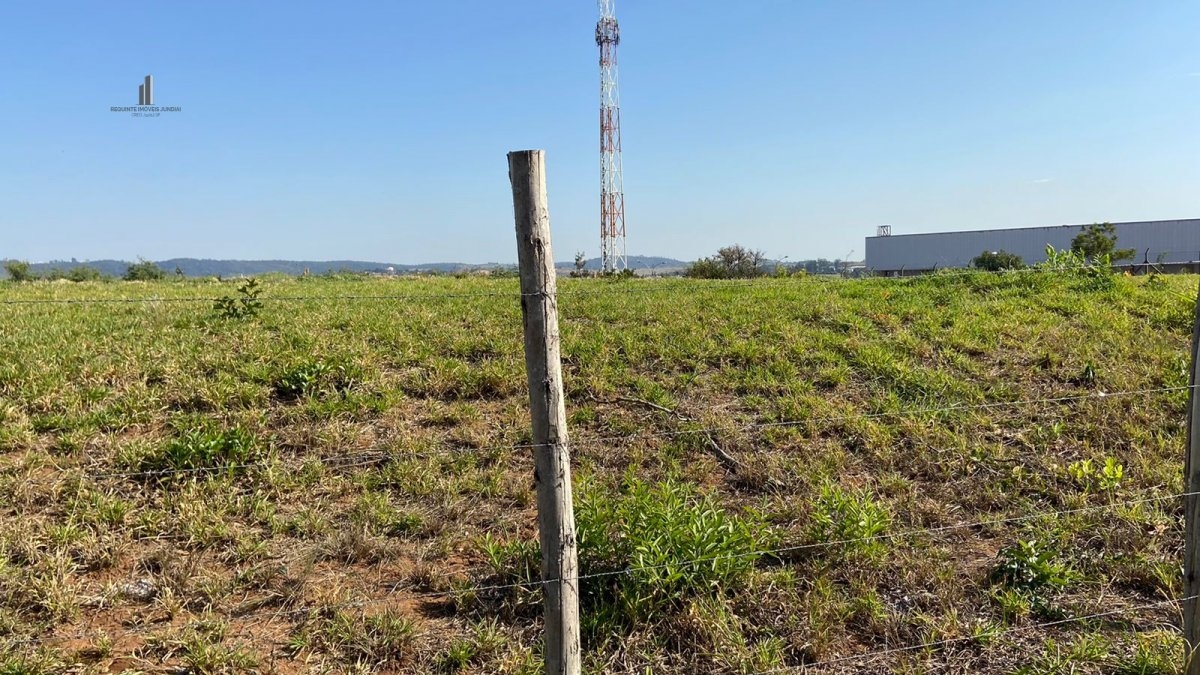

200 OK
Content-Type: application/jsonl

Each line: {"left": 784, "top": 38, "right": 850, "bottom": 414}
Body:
{"left": 480, "top": 533, "right": 540, "bottom": 585}
{"left": 1112, "top": 633, "right": 1184, "bottom": 675}
{"left": 1099, "top": 457, "right": 1125, "bottom": 491}
{"left": 683, "top": 258, "right": 727, "bottom": 279}
{"left": 0, "top": 652, "right": 62, "bottom": 675}
{"left": 272, "top": 359, "right": 362, "bottom": 400}
{"left": 3, "top": 260, "right": 33, "bottom": 282}
{"left": 434, "top": 620, "right": 507, "bottom": 672}
{"left": 575, "top": 477, "right": 775, "bottom": 629}
{"left": 1039, "top": 246, "right": 1091, "bottom": 271}
{"left": 350, "top": 493, "right": 423, "bottom": 537}
{"left": 1066, "top": 457, "right": 1124, "bottom": 493}
{"left": 685, "top": 245, "right": 768, "bottom": 279}
{"left": 570, "top": 251, "right": 589, "bottom": 278}
{"left": 1038, "top": 247, "right": 1116, "bottom": 292}
{"left": 990, "top": 539, "right": 1074, "bottom": 595}
{"left": 137, "top": 425, "right": 261, "bottom": 474}
{"left": 600, "top": 268, "right": 636, "bottom": 280}
{"left": 123, "top": 258, "right": 165, "bottom": 281}
{"left": 808, "top": 482, "right": 891, "bottom": 558}
{"left": 1071, "top": 222, "right": 1134, "bottom": 262}
{"left": 213, "top": 278, "right": 264, "bottom": 319}
{"left": 66, "top": 266, "right": 103, "bottom": 282}
{"left": 42, "top": 266, "right": 105, "bottom": 282}
{"left": 476, "top": 477, "right": 774, "bottom": 634}
{"left": 989, "top": 539, "right": 1075, "bottom": 619}
{"left": 972, "top": 250, "right": 1025, "bottom": 271}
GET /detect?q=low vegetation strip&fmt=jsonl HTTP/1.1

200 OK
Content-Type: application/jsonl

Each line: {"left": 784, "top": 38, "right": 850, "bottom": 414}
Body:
{"left": 0, "top": 270, "right": 1196, "bottom": 673}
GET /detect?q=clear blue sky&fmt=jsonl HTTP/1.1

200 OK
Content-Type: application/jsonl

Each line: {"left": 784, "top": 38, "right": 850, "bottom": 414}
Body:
{"left": 2, "top": 1, "right": 1197, "bottom": 264}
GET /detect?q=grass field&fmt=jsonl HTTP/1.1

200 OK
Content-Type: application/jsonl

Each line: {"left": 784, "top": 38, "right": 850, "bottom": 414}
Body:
{"left": 1, "top": 270, "right": 1197, "bottom": 674}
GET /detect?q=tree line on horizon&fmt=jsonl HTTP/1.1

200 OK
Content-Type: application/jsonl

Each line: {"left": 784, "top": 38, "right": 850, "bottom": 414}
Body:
{"left": 2, "top": 258, "right": 170, "bottom": 283}
{"left": 8, "top": 227, "right": 1131, "bottom": 283}
{"left": 971, "top": 223, "right": 1135, "bottom": 271}
{"left": 681, "top": 245, "right": 859, "bottom": 279}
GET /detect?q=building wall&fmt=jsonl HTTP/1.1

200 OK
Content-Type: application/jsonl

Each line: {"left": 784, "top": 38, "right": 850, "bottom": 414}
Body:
{"left": 865, "top": 219, "right": 1200, "bottom": 272}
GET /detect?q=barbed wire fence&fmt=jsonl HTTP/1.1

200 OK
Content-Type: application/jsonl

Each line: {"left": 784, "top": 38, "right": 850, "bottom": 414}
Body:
{"left": 0, "top": 384, "right": 1186, "bottom": 486}
{"left": 2, "top": 243, "right": 1200, "bottom": 668}
{"left": 1, "top": 284, "right": 1198, "bottom": 671}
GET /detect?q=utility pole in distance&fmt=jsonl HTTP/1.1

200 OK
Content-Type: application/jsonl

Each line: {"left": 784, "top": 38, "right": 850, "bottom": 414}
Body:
{"left": 507, "top": 149, "right": 581, "bottom": 675}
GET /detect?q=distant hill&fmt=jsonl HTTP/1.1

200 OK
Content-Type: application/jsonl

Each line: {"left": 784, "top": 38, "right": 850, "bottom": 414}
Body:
{"left": 566, "top": 255, "right": 688, "bottom": 273}
{"left": 16, "top": 259, "right": 415, "bottom": 278}
{"left": 8, "top": 256, "right": 689, "bottom": 279}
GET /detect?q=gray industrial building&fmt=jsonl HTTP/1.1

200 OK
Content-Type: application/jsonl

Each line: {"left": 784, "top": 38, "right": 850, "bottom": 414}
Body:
{"left": 865, "top": 218, "right": 1200, "bottom": 274}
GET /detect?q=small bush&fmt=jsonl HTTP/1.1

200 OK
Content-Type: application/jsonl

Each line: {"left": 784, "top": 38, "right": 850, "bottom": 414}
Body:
{"left": 477, "top": 477, "right": 774, "bottom": 634}
{"left": 1067, "top": 457, "right": 1124, "bottom": 493}
{"left": 972, "top": 250, "right": 1025, "bottom": 271}
{"left": 67, "top": 266, "right": 103, "bottom": 282}
{"left": 1113, "top": 632, "right": 1185, "bottom": 675}
{"left": 1038, "top": 246, "right": 1117, "bottom": 291}
{"left": 1071, "top": 222, "right": 1134, "bottom": 262}
{"left": 685, "top": 245, "right": 768, "bottom": 279}
{"left": 480, "top": 534, "right": 540, "bottom": 585}
{"left": 272, "top": 359, "right": 362, "bottom": 400}
{"left": 124, "top": 259, "right": 165, "bottom": 281}
{"left": 575, "top": 477, "right": 775, "bottom": 629}
{"left": 3, "top": 260, "right": 34, "bottom": 282}
{"left": 0, "top": 651, "right": 65, "bottom": 674}
{"left": 350, "top": 493, "right": 423, "bottom": 537}
{"left": 684, "top": 258, "right": 729, "bottom": 279}
{"left": 137, "top": 425, "right": 261, "bottom": 474}
{"left": 808, "top": 482, "right": 891, "bottom": 558}
{"left": 213, "top": 278, "right": 264, "bottom": 319}
{"left": 570, "top": 251, "right": 589, "bottom": 278}
{"left": 990, "top": 539, "right": 1074, "bottom": 595}
{"left": 600, "top": 268, "right": 636, "bottom": 280}
{"left": 42, "top": 266, "right": 105, "bottom": 282}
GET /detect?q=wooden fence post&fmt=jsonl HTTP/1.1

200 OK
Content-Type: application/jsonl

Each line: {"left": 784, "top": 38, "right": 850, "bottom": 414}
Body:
{"left": 1185, "top": 277, "right": 1200, "bottom": 675}
{"left": 507, "top": 149, "right": 581, "bottom": 675}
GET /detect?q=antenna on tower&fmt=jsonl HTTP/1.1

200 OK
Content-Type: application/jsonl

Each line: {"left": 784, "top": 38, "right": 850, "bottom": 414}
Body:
{"left": 597, "top": 0, "right": 626, "bottom": 273}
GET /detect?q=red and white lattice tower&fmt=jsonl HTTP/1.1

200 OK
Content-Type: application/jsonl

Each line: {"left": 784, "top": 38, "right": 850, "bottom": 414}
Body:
{"left": 597, "top": 0, "right": 626, "bottom": 273}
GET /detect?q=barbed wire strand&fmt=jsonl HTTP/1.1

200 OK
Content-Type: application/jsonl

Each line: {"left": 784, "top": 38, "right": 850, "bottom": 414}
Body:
{"left": 371, "top": 489, "right": 1200, "bottom": 601}
{"left": 5, "top": 491, "right": 1195, "bottom": 653}
{"left": 166, "top": 593, "right": 1200, "bottom": 669}
{"left": 253, "top": 489, "right": 1200, "bottom": 637}
{"left": 606, "top": 384, "right": 1195, "bottom": 444}
{"left": 748, "top": 595, "right": 1196, "bottom": 674}
{"left": 0, "top": 394, "right": 1155, "bottom": 558}
{"left": 4, "top": 383, "right": 1190, "bottom": 484}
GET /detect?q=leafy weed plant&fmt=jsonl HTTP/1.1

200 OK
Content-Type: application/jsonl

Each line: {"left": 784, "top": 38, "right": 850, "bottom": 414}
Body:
{"left": 574, "top": 476, "right": 776, "bottom": 632}
{"left": 990, "top": 539, "right": 1076, "bottom": 617}
{"left": 808, "top": 481, "right": 891, "bottom": 559}
{"left": 133, "top": 425, "right": 262, "bottom": 474}
{"left": 272, "top": 359, "right": 361, "bottom": 400}
{"left": 212, "top": 278, "right": 264, "bottom": 320}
